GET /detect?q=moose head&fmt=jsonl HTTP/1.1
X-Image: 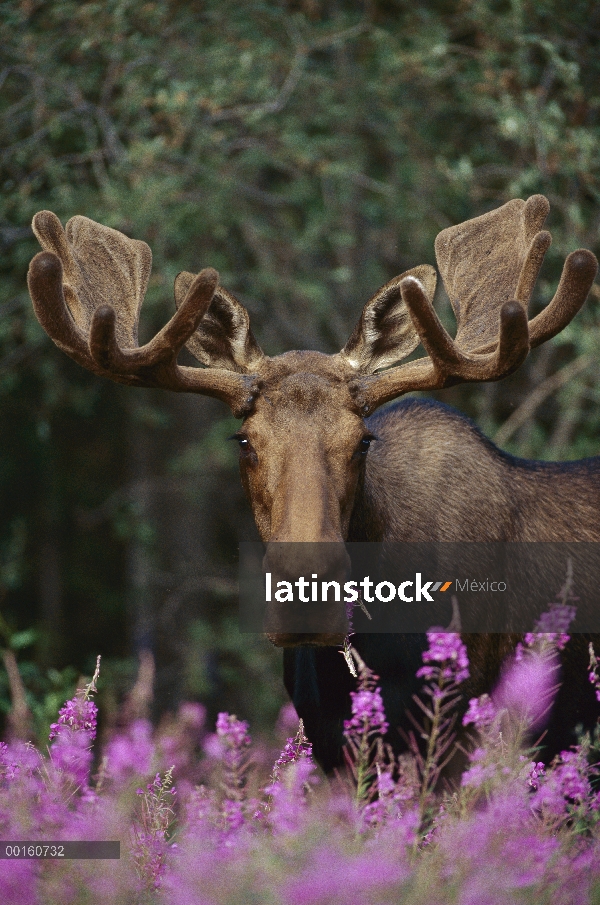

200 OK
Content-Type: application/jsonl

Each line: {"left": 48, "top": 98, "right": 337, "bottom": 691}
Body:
{"left": 27, "top": 196, "right": 598, "bottom": 649}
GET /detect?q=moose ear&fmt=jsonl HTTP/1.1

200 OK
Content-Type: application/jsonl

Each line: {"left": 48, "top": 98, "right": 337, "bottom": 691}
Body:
{"left": 339, "top": 265, "right": 437, "bottom": 373}
{"left": 174, "top": 272, "right": 264, "bottom": 373}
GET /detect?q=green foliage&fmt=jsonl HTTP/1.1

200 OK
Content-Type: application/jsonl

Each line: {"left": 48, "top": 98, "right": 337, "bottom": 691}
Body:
{"left": 1, "top": 0, "right": 599, "bottom": 735}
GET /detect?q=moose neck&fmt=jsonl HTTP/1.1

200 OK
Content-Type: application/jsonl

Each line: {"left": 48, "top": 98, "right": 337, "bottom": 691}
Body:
{"left": 349, "top": 398, "right": 600, "bottom": 544}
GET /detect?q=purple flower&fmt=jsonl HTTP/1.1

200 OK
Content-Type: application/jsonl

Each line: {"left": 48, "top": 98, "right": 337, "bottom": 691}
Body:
{"left": 416, "top": 631, "right": 470, "bottom": 685}
{"left": 523, "top": 601, "right": 576, "bottom": 651}
{"left": 461, "top": 747, "right": 498, "bottom": 789}
{"left": 205, "top": 713, "right": 253, "bottom": 839}
{"left": 0, "top": 857, "right": 38, "bottom": 905}
{"left": 49, "top": 696, "right": 98, "bottom": 742}
{"left": 105, "top": 719, "right": 155, "bottom": 782}
{"left": 50, "top": 728, "right": 94, "bottom": 788}
{"left": 532, "top": 747, "right": 595, "bottom": 816}
{"left": 203, "top": 733, "right": 224, "bottom": 759}
{"left": 263, "top": 758, "right": 318, "bottom": 834}
{"left": 215, "top": 713, "right": 251, "bottom": 749}
{"left": 263, "top": 720, "right": 316, "bottom": 831}
{"left": 47, "top": 685, "right": 99, "bottom": 791}
{"left": 0, "top": 741, "right": 41, "bottom": 788}
{"left": 528, "top": 761, "right": 546, "bottom": 791}
{"left": 178, "top": 702, "right": 206, "bottom": 730}
{"left": 360, "top": 768, "right": 403, "bottom": 829}
{"left": 221, "top": 798, "right": 245, "bottom": 834}
{"left": 437, "top": 791, "right": 559, "bottom": 896}
{"left": 272, "top": 732, "right": 313, "bottom": 781}
{"left": 494, "top": 648, "right": 559, "bottom": 731}
{"left": 344, "top": 687, "right": 389, "bottom": 738}
{"left": 282, "top": 844, "right": 408, "bottom": 904}
{"left": 132, "top": 767, "right": 176, "bottom": 891}
{"left": 462, "top": 694, "right": 496, "bottom": 729}
{"left": 276, "top": 702, "right": 299, "bottom": 736}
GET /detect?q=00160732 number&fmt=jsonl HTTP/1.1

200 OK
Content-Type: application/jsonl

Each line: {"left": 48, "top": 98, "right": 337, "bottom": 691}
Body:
{"left": 2, "top": 844, "right": 65, "bottom": 858}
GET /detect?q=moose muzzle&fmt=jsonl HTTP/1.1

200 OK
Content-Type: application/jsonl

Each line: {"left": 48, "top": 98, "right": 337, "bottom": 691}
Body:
{"left": 263, "top": 541, "right": 350, "bottom": 647}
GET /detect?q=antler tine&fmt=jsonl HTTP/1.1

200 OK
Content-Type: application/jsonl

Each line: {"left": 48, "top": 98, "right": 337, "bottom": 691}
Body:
{"left": 402, "top": 275, "right": 530, "bottom": 379}
{"left": 468, "top": 245, "right": 597, "bottom": 355}
{"left": 88, "top": 270, "right": 261, "bottom": 413}
{"left": 28, "top": 212, "right": 261, "bottom": 416}
{"left": 528, "top": 249, "right": 598, "bottom": 348}
{"left": 89, "top": 268, "right": 219, "bottom": 374}
{"left": 350, "top": 287, "right": 531, "bottom": 415}
{"left": 28, "top": 251, "right": 107, "bottom": 378}
{"left": 352, "top": 195, "right": 597, "bottom": 414}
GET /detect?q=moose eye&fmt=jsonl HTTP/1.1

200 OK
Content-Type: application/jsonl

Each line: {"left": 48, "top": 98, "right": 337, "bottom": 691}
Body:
{"left": 228, "top": 432, "right": 256, "bottom": 459}
{"left": 357, "top": 435, "right": 375, "bottom": 456}
{"left": 228, "top": 432, "right": 249, "bottom": 448}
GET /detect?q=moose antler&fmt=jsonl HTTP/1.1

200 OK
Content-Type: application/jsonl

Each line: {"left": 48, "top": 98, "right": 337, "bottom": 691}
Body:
{"left": 27, "top": 211, "right": 261, "bottom": 416}
{"left": 351, "top": 195, "right": 598, "bottom": 414}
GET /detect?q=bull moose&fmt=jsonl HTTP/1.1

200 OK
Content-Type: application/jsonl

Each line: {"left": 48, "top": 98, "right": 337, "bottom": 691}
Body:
{"left": 27, "top": 194, "right": 600, "bottom": 771}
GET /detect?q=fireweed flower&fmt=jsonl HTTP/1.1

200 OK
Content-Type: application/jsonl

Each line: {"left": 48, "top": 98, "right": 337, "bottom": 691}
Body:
{"left": 416, "top": 631, "right": 470, "bottom": 685}
{"left": 531, "top": 746, "right": 599, "bottom": 818}
{"left": 344, "top": 687, "right": 389, "bottom": 739}
{"left": 0, "top": 857, "right": 38, "bottom": 905}
{"left": 105, "top": 719, "right": 155, "bottom": 783}
{"left": 462, "top": 694, "right": 497, "bottom": 729}
{"left": 272, "top": 719, "right": 313, "bottom": 782}
{"left": 215, "top": 712, "right": 251, "bottom": 750}
{"left": 528, "top": 761, "right": 546, "bottom": 791}
{"left": 0, "top": 741, "right": 42, "bottom": 791}
{"left": 132, "top": 767, "right": 177, "bottom": 892}
{"left": 282, "top": 842, "right": 409, "bottom": 905}
{"left": 50, "top": 729, "right": 95, "bottom": 790}
{"left": 343, "top": 647, "right": 389, "bottom": 741}
{"left": 342, "top": 648, "right": 390, "bottom": 806}
{"left": 523, "top": 567, "right": 578, "bottom": 653}
{"left": 360, "top": 767, "right": 399, "bottom": 830}
{"left": 523, "top": 600, "right": 576, "bottom": 651}
{"left": 461, "top": 747, "right": 499, "bottom": 789}
{"left": 436, "top": 791, "right": 560, "bottom": 897}
{"left": 494, "top": 647, "right": 559, "bottom": 732}
{"left": 276, "top": 701, "right": 300, "bottom": 736}
{"left": 260, "top": 720, "right": 316, "bottom": 832}
{"left": 208, "top": 713, "right": 252, "bottom": 838}
{"left": 48, "top": 696, "right": 98, "bottom": 742}
{"left": 48, "top": 655, "right": 101, "bottom": 790}
{"left": 263, "top": 757, "right": 317, "bottom": 834}
{"left": 414, "top": 631, "right": 469, "bottom": 821}
{"left": 6, "top": 635, "right": 600, "bottom": 902}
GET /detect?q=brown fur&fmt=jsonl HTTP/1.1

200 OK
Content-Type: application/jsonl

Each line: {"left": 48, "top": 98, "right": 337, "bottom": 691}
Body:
{"left": 359, "top": 399, "right": 600, "bottom": 543}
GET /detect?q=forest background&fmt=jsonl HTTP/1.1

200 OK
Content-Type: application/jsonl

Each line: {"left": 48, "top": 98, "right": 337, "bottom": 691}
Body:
{"left": 1, "top": 0, "right": 599, "bottom": 742}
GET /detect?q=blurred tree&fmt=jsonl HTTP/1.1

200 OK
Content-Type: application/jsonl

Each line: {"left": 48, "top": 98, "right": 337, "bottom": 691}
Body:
{"left": 0, "top": 0, "right": 599, "bottom": 735}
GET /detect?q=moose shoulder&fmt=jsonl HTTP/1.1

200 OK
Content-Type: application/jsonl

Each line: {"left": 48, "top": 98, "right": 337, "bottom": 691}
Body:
{"left": 27, "top": 194, "right": 600, "bottom": 772}
{"left": 358, "top": 398, "right": 600, "bottom": 545}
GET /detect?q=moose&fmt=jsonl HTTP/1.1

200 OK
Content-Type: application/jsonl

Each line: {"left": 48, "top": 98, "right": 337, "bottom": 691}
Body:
{"left": 27, "top": 194, "right": 600, "bottom": 771}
